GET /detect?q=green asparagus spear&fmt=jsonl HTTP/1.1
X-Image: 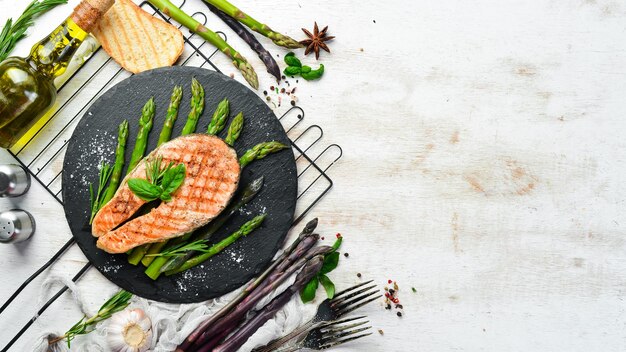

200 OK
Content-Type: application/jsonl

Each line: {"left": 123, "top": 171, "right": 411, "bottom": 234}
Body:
{"left": 157, "top": 85, "right": 183, "bottom": 146}
{"left": 163, "top": 214, "right": 266, "bottom": 277}
{"left": 157, "top": 176, "right": 264, "bottom": 274}
{"left": 202, "top": 0, "right": 302, "bottom": 49}
{"left": 147, "top": 0, "right": 258, "bottom": 89}
{"left": 206, "top": 98, "right": 229, "bottom": 135}
{"left": 239, "top": 141, "right": 288, "bottom": 168}
{"left": 181, "top": 78, "right": 205, "bottom": 135}
{"left": 224, "top": 112, "right": 243, "bottom": 146}
{"left": 127, "top": 98, "right": 155, "bottom": 174}
{"left": 100, "top": 120, "right": 129, "bottom": 206}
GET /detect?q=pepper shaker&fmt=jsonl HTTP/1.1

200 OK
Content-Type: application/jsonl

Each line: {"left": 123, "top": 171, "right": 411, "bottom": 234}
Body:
{"left": 0, "top": 209, "right": 35, "bottom": 243}
{"left": 0, "top": 164, "right": 31, "bottom": 197}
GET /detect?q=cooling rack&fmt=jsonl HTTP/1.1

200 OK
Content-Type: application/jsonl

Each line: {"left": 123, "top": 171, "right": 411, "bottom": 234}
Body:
{"left": 0, "top": 1, "right": 342, "bottom": 350}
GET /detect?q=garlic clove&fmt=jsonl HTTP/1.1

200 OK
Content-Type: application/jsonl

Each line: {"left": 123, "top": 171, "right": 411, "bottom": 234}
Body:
{"left": 107, "top": 308, "right": 152, "bottom": 352}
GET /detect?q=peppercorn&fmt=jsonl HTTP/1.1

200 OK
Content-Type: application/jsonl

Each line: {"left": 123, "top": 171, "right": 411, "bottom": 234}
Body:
{"left": 270, "top": 86, "right": 275, "bottom": 91}
{"left": 281, "top": 88, "right": 286, "bottom": 93}
{"left": 388, "top": 279, "right": 392, "bottom": 284}
{"left": 378, "top": 329, "right": 384, "bottom": 335}
{"left": 282, "top": 75, "right": 286, "bottom": 79}
{"left": 263, "top": 90, "right": 268, "bottom": 96}
{"left": 385, "top": 304, "right": 391, "bottom": 310}
{"left": 396, "top": 304, "right": 403, "bottom": 309}
{"left": 290, "top": 100, "right": 296, "bottom": 106}
{"left": 397, "top": 311, "right": 402, "bottom": 317}
{"left": 344, "top": 252, "right": 349, "bottom": 258}
{"left": 266, "top": 96, "right": 271, "bottom": 102}
{"left": 357, "top": 273, "right": 362, "bottom": 278}
{"left": 389, "top": 289, "right": 395, "bottom": 295}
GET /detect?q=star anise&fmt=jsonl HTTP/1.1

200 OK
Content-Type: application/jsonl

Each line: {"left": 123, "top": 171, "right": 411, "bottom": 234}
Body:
{"left": 300, "top": 22, "right": 335, "bottom": 60}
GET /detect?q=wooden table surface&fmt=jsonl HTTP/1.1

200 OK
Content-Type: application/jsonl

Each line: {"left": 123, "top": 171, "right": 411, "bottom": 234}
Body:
{"left": 2, "top": 0, "right": 626, "bottom": 351}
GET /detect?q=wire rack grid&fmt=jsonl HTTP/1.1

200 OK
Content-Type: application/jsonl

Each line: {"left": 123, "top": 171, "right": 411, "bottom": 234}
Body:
{"left": 0, "top": 1, "right": 342, "bottom": 350}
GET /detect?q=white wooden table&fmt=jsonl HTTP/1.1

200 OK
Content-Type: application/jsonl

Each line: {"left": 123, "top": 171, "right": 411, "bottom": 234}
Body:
{"left": 2, "top": 0, "right": 626, "bottom": 351}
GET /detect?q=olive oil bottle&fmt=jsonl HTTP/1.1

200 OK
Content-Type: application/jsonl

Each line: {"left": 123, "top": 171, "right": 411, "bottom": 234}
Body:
{"left": 0, "top": 0, "right": 113, "bottom": 149}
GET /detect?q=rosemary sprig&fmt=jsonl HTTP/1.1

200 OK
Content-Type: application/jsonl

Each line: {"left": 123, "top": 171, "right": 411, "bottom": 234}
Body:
{"left": 0, "top": 0, "right": 68, "bottom": 61}
{"left": 145, "top": 239, "right": 211, "bottom": 258}
{"left": 89, "top": 162, "right": 114, "bottom": 223}
{"left": 49, "top": 290, "right": 132, "bottom": 347}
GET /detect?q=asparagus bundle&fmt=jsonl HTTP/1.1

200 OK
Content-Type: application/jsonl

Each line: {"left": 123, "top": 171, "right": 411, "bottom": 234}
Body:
{"left": 210, "top": 256, "right": 324, "bottom": 352}
{"left": 202, "top": 0, "right": 302, "bottom": 49}
{"left": 176, "top": 218, "right": 319, "bottom": 351}
{"left": 148, "top": 0, "right": 258, "bottom": 89}
{"left": 204, "top": 2, "right": 281, "bottom": 81}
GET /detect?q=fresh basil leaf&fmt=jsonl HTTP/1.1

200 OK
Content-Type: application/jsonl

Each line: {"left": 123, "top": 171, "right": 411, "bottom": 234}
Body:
{"left": 160, "top": 192, "right": 172, "bottom": 202}
{"left": 319, "top": 274, "right": 335, "bottom": 299}
{"left": 128, "top": 178, "right": 161, "bottom": 201}
{"left": 320, "top": 251, "right": 339, "bottom": 274}
{"left": 162, "top": 164, "right": 186, "bottom": 195}
{"left": 300, "top": 65, "right": 312, "bottom": 73}
{"left": 301, "top": 64, "right": 324, "bottom": 81}
{"left": 284, "top": 52, "right": 302, "bottom": 67}
{"left": 283, "top": 66, "right": 301, "bottom": 76}
{"left": 300, "top": 277, "right": 319, "bottom": 303}
{"left": 331, "top": 236, "right": 343, "bottom": 252}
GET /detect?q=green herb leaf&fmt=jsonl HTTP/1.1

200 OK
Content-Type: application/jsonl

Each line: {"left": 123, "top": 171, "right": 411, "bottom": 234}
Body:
{"left": 128, "top": 178, "right": 161, "bottom": 201}
{"left": 320, "top": 251, "right": 340, "bottom": 274}
{"left": 0, "top": 0, "right": 68, "bottom": 61}
{"left": 161, "top": 163, "right": 186, "bottom": 195}
{"left": 284, "top": 52, "right": 302, "bottom": 67}
{"left": 300, "top": 277, "right": 319, "bottom": 303}
{"left": 300, "top": 66, "right": 312, "bottom": 73}
{"left": 319, "top": 274, "right": 336, "bottom": 299}
{"left": 56, "top": 290, "right": 132, "bottom": 348}
{"left": 301, "top": 64, "right": 324, "bottom": 81}
{"left": 283, "top": 66, "right": 302, "bottom": 76}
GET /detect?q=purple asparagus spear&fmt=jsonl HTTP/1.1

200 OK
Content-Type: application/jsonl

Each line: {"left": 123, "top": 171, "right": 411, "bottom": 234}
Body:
{"left": 204, "top": 2, "right": 282, "bottom": 81}
{"left": 176, "top": 219, "right": 319, "bottom": 352}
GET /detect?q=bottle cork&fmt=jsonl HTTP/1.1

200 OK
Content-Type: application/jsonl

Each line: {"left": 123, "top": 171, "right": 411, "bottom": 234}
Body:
{"left": 71, "top": 0, "right": 115, "bottom": 33}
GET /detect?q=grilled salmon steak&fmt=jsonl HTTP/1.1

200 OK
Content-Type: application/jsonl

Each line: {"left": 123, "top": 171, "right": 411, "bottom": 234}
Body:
{"left": 92, "top": 134, "right": 240, "bottom": 254}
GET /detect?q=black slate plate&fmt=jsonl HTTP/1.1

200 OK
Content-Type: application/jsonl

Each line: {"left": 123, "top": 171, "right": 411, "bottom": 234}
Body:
{"left": 62, "top": 67, "right": 297, "bottom": 303}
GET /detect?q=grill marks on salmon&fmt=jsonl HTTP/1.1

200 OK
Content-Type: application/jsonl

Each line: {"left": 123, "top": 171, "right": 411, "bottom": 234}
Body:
{"left": 93, "top": 134, "right": 240, "bottom": 254}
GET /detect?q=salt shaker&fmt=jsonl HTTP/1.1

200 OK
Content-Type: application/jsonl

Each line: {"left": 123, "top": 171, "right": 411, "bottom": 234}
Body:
{"left": 0, "top": 164, "right": 30, "bottom": 197}
{"left": 0, "top": 210, "right": 35, "bottom": 243}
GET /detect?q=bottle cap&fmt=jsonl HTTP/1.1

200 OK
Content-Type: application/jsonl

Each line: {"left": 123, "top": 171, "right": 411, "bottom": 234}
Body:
{"left": 71, "top": 0, "right": 115, "bottom": 32}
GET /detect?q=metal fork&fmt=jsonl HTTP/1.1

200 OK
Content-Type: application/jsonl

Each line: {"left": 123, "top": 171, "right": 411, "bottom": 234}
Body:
{"left": 273, "top": 316, "right": 372, "bottom": 352}
{"left": 254, "top": 280, "right": 380, "bottom": 352}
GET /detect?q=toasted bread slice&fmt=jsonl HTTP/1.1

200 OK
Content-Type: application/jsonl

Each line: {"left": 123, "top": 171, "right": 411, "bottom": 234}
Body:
{"left": 92, "top": 0, "right": 184, "bottom": 73}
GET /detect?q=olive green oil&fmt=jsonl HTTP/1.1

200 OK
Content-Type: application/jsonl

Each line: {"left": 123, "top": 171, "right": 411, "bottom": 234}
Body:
{"left": 0, "top": 0, "right": 113, "bottom": 150}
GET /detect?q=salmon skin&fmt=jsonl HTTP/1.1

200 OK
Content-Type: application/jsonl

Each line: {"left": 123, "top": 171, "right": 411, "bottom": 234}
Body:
{"left": 93, "top": 134, "right": 240, "bottom": 254}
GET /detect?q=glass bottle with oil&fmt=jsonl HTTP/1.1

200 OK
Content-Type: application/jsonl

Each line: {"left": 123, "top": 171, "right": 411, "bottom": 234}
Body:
{"left": 0, "top": 0, "right": 113, "bottom": 149}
